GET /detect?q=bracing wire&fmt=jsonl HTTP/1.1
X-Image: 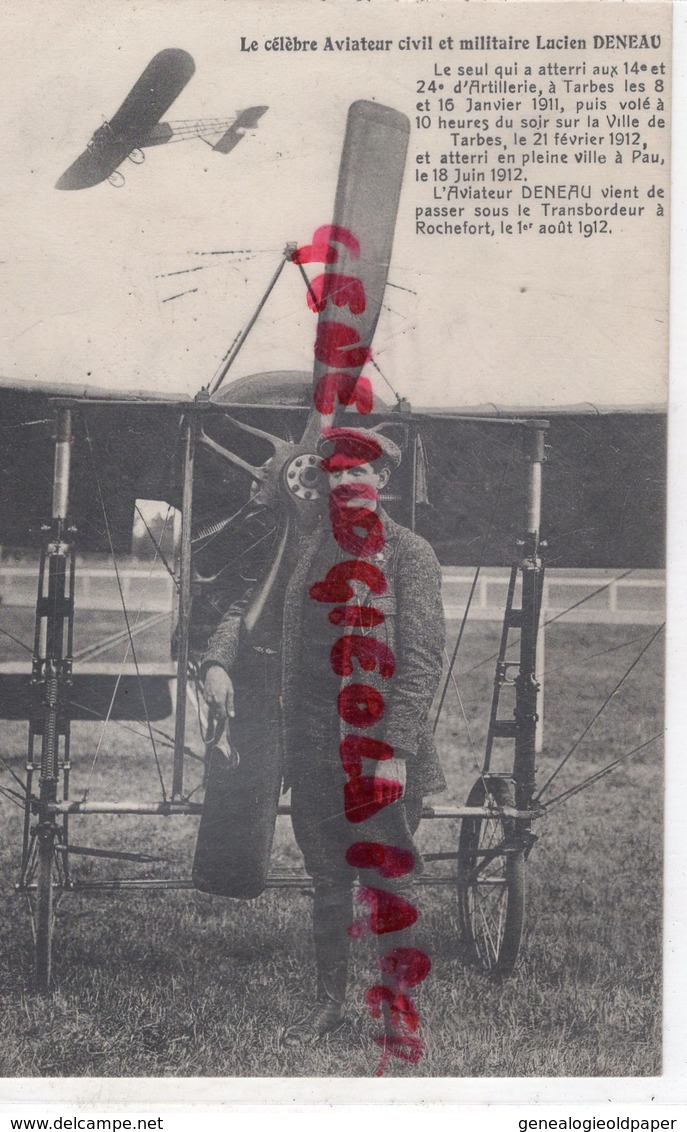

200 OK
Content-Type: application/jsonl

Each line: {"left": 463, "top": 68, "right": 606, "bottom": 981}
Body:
{"left": 209, "top": 250, "right": 291, "bottom": 396}
{"left": 82, "top": 415, "right": 168, "bottom": 802}
{"left": 0, "top": 623, "right": 32, "bottom": 653}
{"left": 66, "top": 694, "right": 200, "bottom": 758}
{"left": 381, "top": 302, "right": 405, "bottom": 319}
{"left": 195, "top": 248, "right": 257, "bottom": 256}
{"left": 295, "top": 261, "right": 405, "bottom": 408}
{"left": 555, "top": 631, "right": 649, "bottom": 673}
{"left": 441, "top": 647, "right": 482, "bottom": 782}
{"left": 155, "top": 117, "right": 235, "bottom": 141}
{"left": 0, "top": 753, "right": 29, "bottom": 795}
{"left": 542, "top": 568, "right": 635, "bottom": 629}
{"left": 163, "top": 288, "right": 198, "bottom": 304}
{"left": 457, "top": 567, "right": 637, "bottom": 680}
{"left": 432, "top": 434, "right": 518, "bottom": 734}
{"left": 534, "top": 621, "right": 665, "bottom": 803}
{"left": 80, "top": 507, "right": 175, "bottom": 801}
{"left": 72, "top": 612, "right": 168, "bottom": 664}
{"left": 156, "top": 264, "right": 206, "bottom": 279}
{"left": 134, "top": 503, "right": 178, "bottom": 587}
{"left": 386, "top": 281, "right": 417, "bottom": 296}
{"left": 0, "top": 784, "right": 25, "bottom": 809}
{"left": 211, "top": 524, "right": 278, "bottom": 581}
{"left": 541, "top": 732, "right": 662, "bottom": 811}
{"left": 369, "top": 356, "right": 403, "bottom": 407}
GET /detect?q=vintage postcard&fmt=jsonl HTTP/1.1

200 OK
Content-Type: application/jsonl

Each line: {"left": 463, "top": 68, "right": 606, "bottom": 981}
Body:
{"left": 0, "top": 0, "right": 677, "bottom": 1111}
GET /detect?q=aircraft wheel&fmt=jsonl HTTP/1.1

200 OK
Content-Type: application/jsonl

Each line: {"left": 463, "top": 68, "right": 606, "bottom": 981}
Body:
{"left": 457, "top": 776, "right": 525, "bottom": 976}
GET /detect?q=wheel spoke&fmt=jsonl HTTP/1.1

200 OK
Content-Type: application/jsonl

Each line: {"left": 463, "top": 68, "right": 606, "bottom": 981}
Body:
{"left": 477, "top": 902, "right": 497, "bottom": 963}
{"left": 458, "top": 777, "right": 525, "bottom": 975}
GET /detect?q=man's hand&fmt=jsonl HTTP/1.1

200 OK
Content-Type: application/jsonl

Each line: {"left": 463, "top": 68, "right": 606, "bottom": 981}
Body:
{"left": 203, "top": 665, "right": 235, "bottom": 723}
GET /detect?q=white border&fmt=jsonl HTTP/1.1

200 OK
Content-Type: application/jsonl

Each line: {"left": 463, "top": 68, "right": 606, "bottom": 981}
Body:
{"left": 0, "top": 0, "right": 683, "bottom": 1114}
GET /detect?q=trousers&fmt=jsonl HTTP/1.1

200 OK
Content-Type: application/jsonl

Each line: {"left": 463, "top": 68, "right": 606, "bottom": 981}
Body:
{"left": 290, "top": 737, "right": 422, "bottom": 1007}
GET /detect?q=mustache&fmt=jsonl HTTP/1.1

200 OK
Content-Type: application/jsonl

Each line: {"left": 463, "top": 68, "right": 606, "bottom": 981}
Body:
{"left": 329, "top": 483, "right": 378, "bottom": 505}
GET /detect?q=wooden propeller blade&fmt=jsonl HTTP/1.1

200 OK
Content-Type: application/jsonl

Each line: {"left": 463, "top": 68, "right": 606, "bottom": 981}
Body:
{"left": 311, "top": 100, "right": 410, "bottom": 407}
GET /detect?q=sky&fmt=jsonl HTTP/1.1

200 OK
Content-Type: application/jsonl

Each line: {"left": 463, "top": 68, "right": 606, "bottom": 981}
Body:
{"left": 0, "top": 0, "right": 670, "bottom": 408}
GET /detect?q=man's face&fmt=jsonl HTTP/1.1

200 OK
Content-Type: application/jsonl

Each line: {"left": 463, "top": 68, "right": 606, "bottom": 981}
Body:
{"left": 327, "top": 461, "right": 390, "bottom": 510}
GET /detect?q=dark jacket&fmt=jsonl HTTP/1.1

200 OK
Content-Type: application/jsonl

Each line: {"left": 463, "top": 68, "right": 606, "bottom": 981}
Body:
{"left": 202, "top": 508, "right": 447, "bottom": 797}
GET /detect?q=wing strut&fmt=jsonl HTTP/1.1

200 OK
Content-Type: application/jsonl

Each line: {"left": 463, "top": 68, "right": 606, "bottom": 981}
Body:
{"left": 208, "top": 245, "right": 295, "bottom": 397}
{"left": 172, "top": 413, "right": 196, "bottom": 800}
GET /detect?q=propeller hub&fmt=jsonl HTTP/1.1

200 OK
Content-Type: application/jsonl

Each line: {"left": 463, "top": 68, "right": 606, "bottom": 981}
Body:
{"left": 284, "top": 452, "right": 324, "bottom": 500}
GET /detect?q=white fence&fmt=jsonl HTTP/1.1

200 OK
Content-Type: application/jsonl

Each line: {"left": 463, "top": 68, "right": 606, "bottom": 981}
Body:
{"left": 0, "top": 562, "right": 665, "bottom": 624}
{"left": 441, "top": 567, "right": 664, "bottom": 625}
{"left": 0, "top": 564, "right": 173, "bottom": 612}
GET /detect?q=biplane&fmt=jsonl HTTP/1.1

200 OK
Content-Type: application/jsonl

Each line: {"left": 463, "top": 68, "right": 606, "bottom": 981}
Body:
{"left": 0, "top": 99, "right": 665, "bottom": 992}
{"left": 55, "top": 48, "right": 267, "bottom": 189}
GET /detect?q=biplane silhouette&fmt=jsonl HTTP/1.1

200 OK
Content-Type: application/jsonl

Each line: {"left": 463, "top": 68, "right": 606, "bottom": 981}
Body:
{"left": 55, "top": 48, "right": 267, "bottom": 189}
{"left": 0, "top": 99, "right": 666, "bottom": 990}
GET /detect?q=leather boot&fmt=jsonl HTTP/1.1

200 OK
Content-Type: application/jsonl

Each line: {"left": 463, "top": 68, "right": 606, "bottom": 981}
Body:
{"left": 282, "top": 882, "right": 352, "bottom": 1046}
{"left": 313, "top": 881, "right": 352, "bottom": 1006}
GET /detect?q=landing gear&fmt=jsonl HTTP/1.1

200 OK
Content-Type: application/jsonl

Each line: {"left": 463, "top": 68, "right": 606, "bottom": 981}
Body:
{"left": 20, "top": 407, "right": 74, "bottom": 992}
{"left": 457, "top": 776, "right": 525, "bottom": 975}
{"left": 455, "top": 424, "right": 547, "bottom": 975}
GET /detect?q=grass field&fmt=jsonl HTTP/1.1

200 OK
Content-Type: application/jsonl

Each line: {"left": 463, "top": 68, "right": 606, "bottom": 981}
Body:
{"left": 0, "top": 616, "right": 664, "bottom": 1079}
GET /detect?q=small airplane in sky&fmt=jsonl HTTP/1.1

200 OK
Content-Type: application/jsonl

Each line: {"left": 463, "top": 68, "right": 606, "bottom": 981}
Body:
{"left": 55, "top": 48, "right": 268, "bottom": 189}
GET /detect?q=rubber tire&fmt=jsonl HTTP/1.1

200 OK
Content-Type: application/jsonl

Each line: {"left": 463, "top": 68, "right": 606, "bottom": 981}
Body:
{"left": 34, "top": 829, "right": 56, "bottom": 992}
{"left": 458, "top": 776, "right": 525, "bottom": 976}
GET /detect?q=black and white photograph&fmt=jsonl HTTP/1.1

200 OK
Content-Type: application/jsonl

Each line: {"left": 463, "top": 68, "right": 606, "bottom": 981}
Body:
{"left": 0, "top": 0, "right": 676, "bottom": 1106}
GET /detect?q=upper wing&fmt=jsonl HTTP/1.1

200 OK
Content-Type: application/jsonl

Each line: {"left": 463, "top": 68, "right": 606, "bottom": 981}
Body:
{"left": 0, "top": 381, "right": 189, "bottom": 552}
{"left": 56, "top": 48, "right": 196, "bottom": 189}
{"left": 0, "top": 378, "right": 666, "bottom": 567}
{"left": 105, "top": 49, "right": 196, "bottom": 139}
{"left": 412, "top": 407, "right": 666, "bottom": 569}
